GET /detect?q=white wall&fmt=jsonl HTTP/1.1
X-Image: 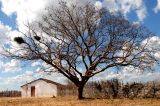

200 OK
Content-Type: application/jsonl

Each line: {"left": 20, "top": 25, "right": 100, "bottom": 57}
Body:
{"left": 21, "top": 80, "right": 57, "bottom": 97}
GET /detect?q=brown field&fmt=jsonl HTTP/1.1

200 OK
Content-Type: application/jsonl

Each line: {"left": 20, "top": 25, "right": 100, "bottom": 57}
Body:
{"left": 0, "top": 96, "right": 160, "bottom": 106}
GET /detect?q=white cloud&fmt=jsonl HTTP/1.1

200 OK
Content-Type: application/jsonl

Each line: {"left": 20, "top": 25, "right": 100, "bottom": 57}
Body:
{"left": 154, "top": 0, "right": 160, "bottom": 13}
{"left": 0, "top": 0, "right": 149, "bottom": 58}
{"left": 94, "top": 36, "right": 160, "bottom": 83}
{"left": 154, "top": 51, "right": 160, "bottom": 59}
{"left": 102, "top": 0, "right": 147, "bottom": 22}
{"left": 0, "top": 0, "right": 97, "bottom": 32}
{"left": 94, "top": 1, "right": 102, "bottom": 10}
{"left": 142, "top": 36, "right": 160, "bottom": 58}
{"left": 0, "top": 69, "right": 66, "bottom": 90}
{"left": 136, "top": 6, "right": 147, "bottom": 22}
{"left": 0, "top": 72, "right": 34, "bottom": 90}
{"left": 0, "top": 0, "right": 52, "bottom": 31}
{"left": 0, "top": 59, "right": 22, "bottom": 73}
{"left": 0, "top": 21, "right": 24, "bottom": 55}
{"left": 0, "top": 0, "right": 147, "bottom": 33}
{"left": 103, "top": 0, "right": 118, "bottom": 13}
{"left": 94, "top": 65, "right": 160, "bottom": 84}
{"left": 0, "top": 22, "right": 11, "bottom": 41}
{"left": 0, "top": 22, "right": 12, "bottom": 52}
{"left": 31, "top": 62, "right": 41, "bottom": 67}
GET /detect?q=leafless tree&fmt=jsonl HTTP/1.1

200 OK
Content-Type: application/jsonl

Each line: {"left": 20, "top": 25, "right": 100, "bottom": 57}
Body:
{"left": 3, "top": 1, "right": 157, "bottom": 99}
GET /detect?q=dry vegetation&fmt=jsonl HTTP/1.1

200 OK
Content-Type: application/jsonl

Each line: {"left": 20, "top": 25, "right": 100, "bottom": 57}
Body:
{"left": 59, "top": 80, "right": 160, "bottom": 99}
{"left": 0, "top": 96, "right": 160, "bottom": 106}
{"left": 0, "top": 91, "right": 21, "bottom": 97}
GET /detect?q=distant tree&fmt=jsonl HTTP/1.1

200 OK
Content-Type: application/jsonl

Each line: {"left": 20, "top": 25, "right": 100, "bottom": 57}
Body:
{"left": 3, "top": 1, "right": 157, "bottom": 99}
{"left": 128, "top": 82, "right": 144, "bottom": 98}
{"left": 0, "top": 90, "right": 21, "bottom": 97}
{"left": 110, "top": 79, "right": 119, "bottom": 98}
{"left": 146, "top": 81, "right": 160, "bottom": 98}
{"left": 122, "top": 83, "right": 130, "bottom": 98}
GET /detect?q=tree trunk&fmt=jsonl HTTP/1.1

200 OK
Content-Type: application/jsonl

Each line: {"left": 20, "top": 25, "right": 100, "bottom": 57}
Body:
{"left": 78, "top": 85, "right": 84, "bottom": 99}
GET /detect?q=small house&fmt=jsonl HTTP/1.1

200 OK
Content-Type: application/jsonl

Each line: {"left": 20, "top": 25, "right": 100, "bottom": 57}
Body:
{"left": 21, "top": 78, "right": 64, "bottom": 97}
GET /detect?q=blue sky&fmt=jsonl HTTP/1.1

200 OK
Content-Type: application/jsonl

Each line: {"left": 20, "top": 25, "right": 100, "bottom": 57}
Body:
{"left": 0, "top": 0, "right": 160, "bottom": 91}
{"left": 142, "top": 0, "right": 160, "bottom": 35}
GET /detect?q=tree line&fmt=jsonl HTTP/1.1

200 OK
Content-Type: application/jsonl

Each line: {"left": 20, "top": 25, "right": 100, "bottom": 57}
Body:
{"left": 59, "top": 79, "right": 160, "bottom": 99}
{"left": 0, "top": 90, "right": 21, "bottom": 97}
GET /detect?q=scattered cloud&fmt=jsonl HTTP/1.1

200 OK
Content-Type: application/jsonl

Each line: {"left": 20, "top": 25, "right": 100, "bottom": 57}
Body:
{"left": 0, "top": 22, "right": 12, "bottom": 52}
{"left": 94, "top": 1, "right": 102, "bottom": 10}
{"left": 102, "top": 0, "right": 119, "bottom": 13}
{"left": 0, "top": 21, "right": 24, "bottom": 55}
{"left": 31, "top": 62, "right": 41, "bottom": 67}
{"left": 94, "top": 36, "right": 160, "bottom": 83}
{"left": 0, "top": 59, "right": 22, "bottom": 73}
{"left": 0, "top": 71, "right": 34, "bottom": 90}
{"left": 142, "top": 36, "right": 160, "bottom": 59}
{"left": 136, "top": 6, "right": 147, "bottom": 22}
{"left": 154, "top": 0, "right": 160, "bottom": 13}
{"left": 94, "top": 65, "right": 160, "bottom": 83}
{"left": 0, "top": 0, "right": 51, "bottom": 31}
{"left": 102, "top": 0, "right": 147, "bottom": 22}
{"left": 0, "top": 70, "right": 66, "bottom": 90}
{"left": 0, "top": 0, "right": 97, "bottom": 31}
{"left": 0, "top": 0, "right": 148, "bottom": 31}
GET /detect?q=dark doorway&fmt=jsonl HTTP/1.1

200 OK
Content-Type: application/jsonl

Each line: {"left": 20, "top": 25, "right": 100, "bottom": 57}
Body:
{"left": 31, "top": 86, "right": 35, "bottom": 97}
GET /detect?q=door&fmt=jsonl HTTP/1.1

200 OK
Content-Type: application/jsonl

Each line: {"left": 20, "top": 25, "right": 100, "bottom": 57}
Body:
{"left": 31, "top": 86, "right": 35, "bottom": 97}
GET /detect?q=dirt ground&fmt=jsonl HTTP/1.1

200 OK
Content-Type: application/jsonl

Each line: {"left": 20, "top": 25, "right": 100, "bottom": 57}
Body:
{"left": 0, "top": 96, "right": 160, "bottom": 106}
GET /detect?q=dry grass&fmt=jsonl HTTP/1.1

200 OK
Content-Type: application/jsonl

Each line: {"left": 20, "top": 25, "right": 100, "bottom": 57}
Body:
{"left": 0, "top": 96, "right": 160, "bottom": 106}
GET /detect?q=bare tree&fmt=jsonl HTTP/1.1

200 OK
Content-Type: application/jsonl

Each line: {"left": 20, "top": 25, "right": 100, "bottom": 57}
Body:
{"left": 3, "top": 1, "right": 157, "bottom": 99}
